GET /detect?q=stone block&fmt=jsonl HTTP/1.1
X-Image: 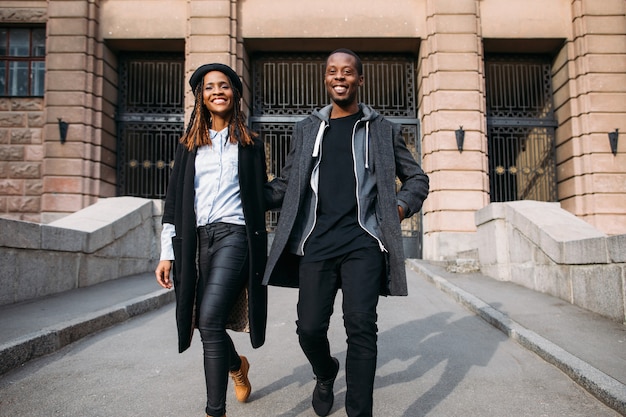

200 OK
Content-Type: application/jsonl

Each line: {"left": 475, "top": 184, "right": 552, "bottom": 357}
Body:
{"left": 608, "top": 235, "right": 626, "bottom": 262}
{"left": 0, "top": 7, "right": 46, "bottom": 23}
{"left": 84, "top": 226, "right": 116, "bottom": 254}
{"left": 534, "top": 264, "right": 572, "bottom": 302}
{"left": 8, "top": 162, "right": 40, "bottom": 179}
{"left": 189, "top": 17, "right": 230, "bottom": 35}
{"left": 0, "top": 217, "right": 41, "bottom": 248}
{"left": 428, "top": 0, "right": 476, "bottom": 15}
{"left": 0, "top": 248, "right": 17, "bottom": 305}
{"left": 571, "top": 265, "right": 625, "bottom": 321}
{"left": 7, "top": 196, "right": 40, "bottom": 213}
{"left": 10, "top": 98, "right": 43, "bottom": 112}
{"left": 26, "top": 113, "right": 44, "bottom": 128}
{"left": 507, "top": 201, "right": 608, "bottom": 264}
{"left": 41, "top": 224, "right": 86, "bottom": 252}
{"left": 510, "top": 264, "right": 536, "bottom": 289}
{"left": 78, "top": 256, "right": 120, "bottom": 287}
{"left": 431, "top": 15, "right": 478, "bottom": 34}
{"left": 0, "top": 113, "right": 26, "bottom": 128}
{"left": 41, "top": 193, "right": 83, "bottom": 213}
{"left": 189, "top": 0, "right": 230, "bottom": 17}
{"left": 509, "top": 227, "right": 533, "bottom": 264}
{"left": 0, "top": 180, "right": 22, "bottom": 195}
{"left": 13, "top": 250, "right": 78, "bottom": 303}
{"left": 10, "top": 129, "right": 35, "bottom": 144}
{"left": 114, "top": 222, "right": 155, "bottom": 259}
{"left": 24, "top": 145, "right": 43, "bottom": 162}
{"left": 43, "top": 158, "right": 83, "bottom": 176}
{"left": 119, "top": 258, "right": 153, "bottom": 278}
{"left": 47, "top": 197, "right": 154, "bottom": 253}
{"left": 47, "top": 17, "right": 88, "bottom": 36}
{"left": 581, "top": 16, "right": 626, "bottom": 36}
{"left": 0, "top": 145, "right": 24, "bottom": 160}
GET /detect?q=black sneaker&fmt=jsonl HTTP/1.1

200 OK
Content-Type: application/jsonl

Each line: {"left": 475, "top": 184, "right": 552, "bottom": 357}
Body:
{"left": 312, "top": 357, "right": 340, "bottom": 416}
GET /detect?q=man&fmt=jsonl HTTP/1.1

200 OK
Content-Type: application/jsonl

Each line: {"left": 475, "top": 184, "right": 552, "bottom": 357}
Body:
{"left": 263, "top": 49, "right": 429, "bottom": 417}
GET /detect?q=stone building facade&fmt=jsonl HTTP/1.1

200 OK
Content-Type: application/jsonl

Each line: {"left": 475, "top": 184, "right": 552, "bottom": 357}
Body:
{"left": 0, "top": 0, "right": 624, "bottom": 260}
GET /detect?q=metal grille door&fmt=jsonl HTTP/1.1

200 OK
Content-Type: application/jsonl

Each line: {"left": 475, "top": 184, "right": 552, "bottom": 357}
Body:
{"left": 252, "top": 54, "right": 423, "bottom": 257}
{"left": 485, "top": 56, "right": 558, "bottom": 202}
{"left": 116, "top": 54, "right": 184, "bottom": 198}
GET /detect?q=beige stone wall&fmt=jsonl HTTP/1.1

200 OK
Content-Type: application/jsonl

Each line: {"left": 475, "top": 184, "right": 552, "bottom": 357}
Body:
{"left": 41, "top": 0, "right": 109, "bottom": 223}
{"left": 553, "top": 0, "right": 626, "bottom": 235}
{"left": 0, "top": 0, "right": 624, "bottom": 255}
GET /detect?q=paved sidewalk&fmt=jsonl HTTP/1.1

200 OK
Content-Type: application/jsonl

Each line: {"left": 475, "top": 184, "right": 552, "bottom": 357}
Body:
{"left": 407, "top": 260, "right": 626, "bottom": 415}
{"left": 0, "top": 261, "right": 624, "bottom": 415}
{"left": 0, "top": 272, "right": 174, "bottom": 375}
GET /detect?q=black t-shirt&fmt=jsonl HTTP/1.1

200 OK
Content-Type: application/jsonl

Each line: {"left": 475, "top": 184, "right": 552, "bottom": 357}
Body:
{"left": 303, "top": 111, "right": 377, "bottom": 262}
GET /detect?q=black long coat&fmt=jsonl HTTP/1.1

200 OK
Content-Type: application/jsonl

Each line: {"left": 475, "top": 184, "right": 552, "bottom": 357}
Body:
{"left": 163, "top": 138, "right": 268, "bottom": 353}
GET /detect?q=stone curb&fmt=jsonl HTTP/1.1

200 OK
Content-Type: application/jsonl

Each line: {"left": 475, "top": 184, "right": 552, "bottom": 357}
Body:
{"left": 0, "top": 289, "right": 175, "bottom": 376}
{"left": 407, "top": 260, "right": 626, "bottom": 416}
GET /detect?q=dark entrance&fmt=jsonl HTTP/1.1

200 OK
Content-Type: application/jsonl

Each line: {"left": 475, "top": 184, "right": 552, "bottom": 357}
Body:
{"left": 116, "top": 53, "right": 184, "bottom": 198}
{"left": 485, "top": 55, "right": 558, "bottom": 202}
{"left": 251, "top": 53, "right": 423, "bottom": 257}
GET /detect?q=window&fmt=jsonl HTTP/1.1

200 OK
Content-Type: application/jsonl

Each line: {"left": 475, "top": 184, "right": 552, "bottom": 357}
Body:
{"left": 0, "top": 27, "right": 46, "bottom": 97}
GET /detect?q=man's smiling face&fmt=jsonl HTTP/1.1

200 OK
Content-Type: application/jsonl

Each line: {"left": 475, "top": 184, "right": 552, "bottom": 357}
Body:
{"left": 324, "top": 52, "right": 364, "bottom": 109}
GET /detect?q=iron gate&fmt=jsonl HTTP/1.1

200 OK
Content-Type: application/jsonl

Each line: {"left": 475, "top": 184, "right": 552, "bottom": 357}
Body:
{"left": 485, "top": 55, "right": 558, "bottom": 202}
{"left": 116, "top": 53, "right": 184, "bottom": 198}
{"left": 251, "top": 54, "right": 423, "bottom": 257}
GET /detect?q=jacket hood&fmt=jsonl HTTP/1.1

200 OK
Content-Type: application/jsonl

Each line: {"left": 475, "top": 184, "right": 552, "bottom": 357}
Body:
{"left": 312, "top": 103, "right": 379, "bottom": 123}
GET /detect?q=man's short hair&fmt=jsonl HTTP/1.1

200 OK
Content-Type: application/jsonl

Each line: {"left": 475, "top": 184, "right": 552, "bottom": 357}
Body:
{"left": 327, "top": 48, "right": 363, "bottom": 75}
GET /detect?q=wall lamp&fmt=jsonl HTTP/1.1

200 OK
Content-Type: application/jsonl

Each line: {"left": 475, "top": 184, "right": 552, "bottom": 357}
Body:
{"left": 58, "top": 118, "right": 69, "bottom": 144}
{"left": 455, "top": 126, "right": 465, "bottom": 153}
{"left": 608, "top": 128, "right": 618, "bottom": 156}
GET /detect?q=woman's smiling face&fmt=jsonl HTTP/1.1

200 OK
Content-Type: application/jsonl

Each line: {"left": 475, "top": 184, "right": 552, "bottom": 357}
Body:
{"left": 202, "top": 71, "right": 235, "bottom": 121}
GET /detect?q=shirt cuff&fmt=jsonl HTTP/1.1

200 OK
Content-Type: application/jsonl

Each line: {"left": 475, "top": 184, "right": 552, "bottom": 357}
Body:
{"left": 160, "top": 223, "right": 176, "bottom": 260}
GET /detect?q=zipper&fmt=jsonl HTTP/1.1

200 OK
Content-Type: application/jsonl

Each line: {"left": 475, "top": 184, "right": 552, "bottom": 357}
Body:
{"left": 352, "top": 120, "right": 387, "bottom": 252}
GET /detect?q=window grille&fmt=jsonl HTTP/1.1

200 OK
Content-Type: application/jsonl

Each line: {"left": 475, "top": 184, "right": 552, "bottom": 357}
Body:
{"left": 486, "top": 55, "right": 557, "bottom": 203}
{"left": 0, "top": 27, "right": 45, "bottom": 96}
{"left": 117, "top": 53, "right": 184, "bottom": 199}
{"left": 251, "top": 53, "right": 423, "bottom": 257}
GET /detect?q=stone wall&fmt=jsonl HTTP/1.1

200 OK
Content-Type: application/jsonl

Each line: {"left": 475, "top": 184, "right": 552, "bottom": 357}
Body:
{"left": 0, "top": 98, "right": 45, "bottom": 222}
{"left": 0, "top": 197, "right": 162, "bottom": 306}
{"left": 476, "top": 201, "right": 626, "bottom": 322}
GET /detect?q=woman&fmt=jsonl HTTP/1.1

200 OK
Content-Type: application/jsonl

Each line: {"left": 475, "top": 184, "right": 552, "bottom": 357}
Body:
{"left": 155, "top": 63, "right": 268, "bottom": 417}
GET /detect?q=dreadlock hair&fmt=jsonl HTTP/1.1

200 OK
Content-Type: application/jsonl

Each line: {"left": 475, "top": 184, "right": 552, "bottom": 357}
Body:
{"left": 179, "top": 83, "right": 257, "bottom": 151}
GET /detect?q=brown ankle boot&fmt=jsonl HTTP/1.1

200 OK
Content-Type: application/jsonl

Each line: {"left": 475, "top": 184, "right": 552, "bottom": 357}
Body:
{"left": 229, "top": 355, "right": 251, "bottom": 402}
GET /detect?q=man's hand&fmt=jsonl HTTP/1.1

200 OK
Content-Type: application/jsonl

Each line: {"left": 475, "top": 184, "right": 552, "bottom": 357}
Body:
{"left": 398, "top": 205, "right": 405, "bottom": 221}
{"left": 155, "top": 260, "right": 173, "bottom": 289}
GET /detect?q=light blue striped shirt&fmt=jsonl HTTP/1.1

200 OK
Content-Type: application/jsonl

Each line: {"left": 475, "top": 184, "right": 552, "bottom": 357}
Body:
{"left": 160, "top": 127, "right": 244, "bottom": 260}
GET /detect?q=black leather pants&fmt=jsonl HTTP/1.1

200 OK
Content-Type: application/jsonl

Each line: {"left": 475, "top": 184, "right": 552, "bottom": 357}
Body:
{"left": 197, "top": 222, "right": 248, "bottom": 417}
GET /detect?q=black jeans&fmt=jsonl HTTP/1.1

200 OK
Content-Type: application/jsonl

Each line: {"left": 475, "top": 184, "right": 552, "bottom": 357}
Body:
{"left": 297, "top": 246, "right": 384, "bottom": 417}
{"left": 197, "top": 222, "right": 248, "bottom": 417}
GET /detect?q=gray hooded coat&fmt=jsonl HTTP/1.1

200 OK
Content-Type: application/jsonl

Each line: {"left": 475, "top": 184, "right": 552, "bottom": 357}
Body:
{"left": 263, "top": 104, "right": 429, "bottom": 296}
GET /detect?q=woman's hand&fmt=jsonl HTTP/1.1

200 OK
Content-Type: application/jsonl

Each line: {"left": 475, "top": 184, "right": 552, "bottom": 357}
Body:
{"left": 155, "top": 260, "right": 173, "bottom": 289}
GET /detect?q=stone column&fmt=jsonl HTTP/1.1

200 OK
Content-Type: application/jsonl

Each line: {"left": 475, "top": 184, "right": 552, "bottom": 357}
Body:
{"left": 185, "top": 0, "right": 241, "bottom": 117}
{"left": 554, "top": 0, "right": 626, "bottom": 235}
{"left": 42, "top": 0, "right": 107, "bottom": 223}
{"left": 419, "top": 0, "right": 489, "bottom": 260}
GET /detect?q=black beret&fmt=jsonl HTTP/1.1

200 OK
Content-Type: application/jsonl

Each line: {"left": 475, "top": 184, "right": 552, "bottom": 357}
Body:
{"left": 189, "top": 63, "right": 243, "bottom": 95}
